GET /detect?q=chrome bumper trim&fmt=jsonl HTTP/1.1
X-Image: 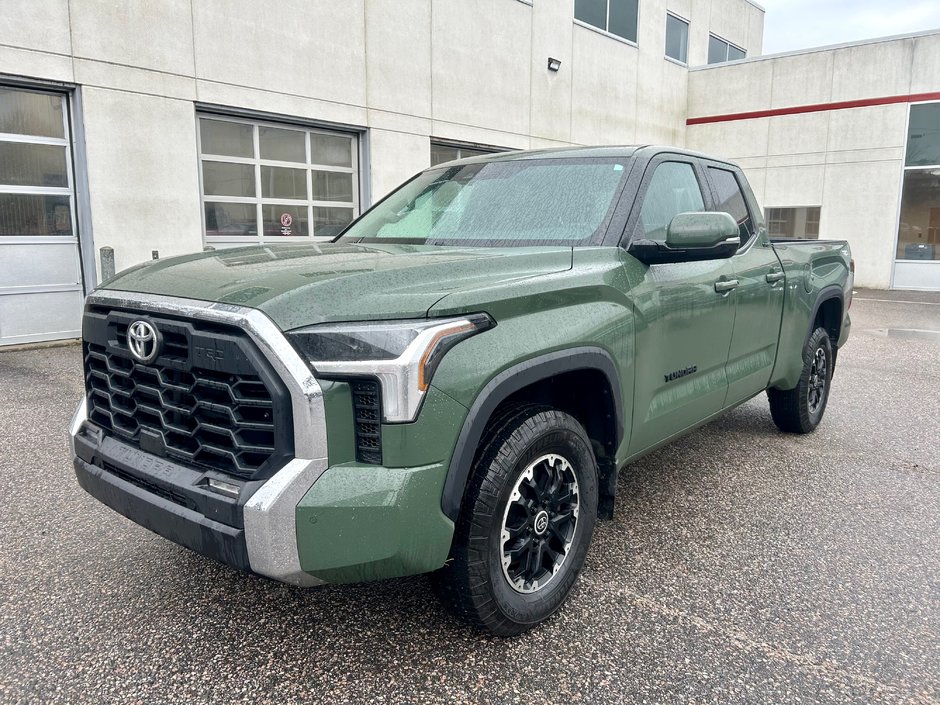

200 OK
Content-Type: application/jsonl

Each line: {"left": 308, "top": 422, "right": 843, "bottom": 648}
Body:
{"left": 79, "top": 290, "right": 329, "bottom": 586}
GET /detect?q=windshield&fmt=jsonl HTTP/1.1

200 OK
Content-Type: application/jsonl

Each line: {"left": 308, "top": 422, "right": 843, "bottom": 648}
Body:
{"left": 339, "top": 158, "right": 630, "bottom": 246}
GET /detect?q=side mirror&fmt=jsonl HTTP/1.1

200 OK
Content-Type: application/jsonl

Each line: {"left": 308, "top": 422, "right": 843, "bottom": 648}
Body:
{"left": 628, "top": 212, "right": 741, "bottom": 265}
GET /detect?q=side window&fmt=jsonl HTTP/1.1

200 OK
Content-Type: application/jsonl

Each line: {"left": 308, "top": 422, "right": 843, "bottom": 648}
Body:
{"left": 637, "top": 161, "right": 705, "bottom": 241}
{"left": 708, "top": 167, "right": 753, "bottom": 246}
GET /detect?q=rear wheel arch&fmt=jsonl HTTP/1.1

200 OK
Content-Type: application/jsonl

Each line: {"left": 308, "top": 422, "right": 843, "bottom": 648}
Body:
{"left": 441, "top": 347, "right": 624, "bottom": 524}
{"left": 809, "top": 286, "right": 843, "bottom": 345}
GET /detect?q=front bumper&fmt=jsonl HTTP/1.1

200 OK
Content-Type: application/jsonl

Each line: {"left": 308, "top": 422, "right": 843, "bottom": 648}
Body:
{"left": 73, "top": 291, "right": 331, "bottom": 587}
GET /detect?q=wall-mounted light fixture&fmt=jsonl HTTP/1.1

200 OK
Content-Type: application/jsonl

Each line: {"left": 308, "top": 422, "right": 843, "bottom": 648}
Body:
{"left": 547, "top": 57, "right": 562, "bottom": 72}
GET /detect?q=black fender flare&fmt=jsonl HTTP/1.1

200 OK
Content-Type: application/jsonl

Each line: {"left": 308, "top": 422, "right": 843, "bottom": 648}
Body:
{"left": 440, "top": 346, "right": 624, "bottom": 522}
{"left": 807, "top": 285, "right": 844, "bottom": 345}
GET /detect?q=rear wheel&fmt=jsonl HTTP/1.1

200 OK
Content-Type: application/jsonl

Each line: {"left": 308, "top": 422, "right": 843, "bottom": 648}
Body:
{"left": 767, "top": 326, "right": 833, "bottom": 433}
{"left": 431, "top": 404, "right": 598, "bottom": 635}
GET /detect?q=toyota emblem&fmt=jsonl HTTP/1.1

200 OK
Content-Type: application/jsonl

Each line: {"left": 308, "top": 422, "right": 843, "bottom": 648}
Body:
{"left": 127, "top": 320, "right": 161, "bottom": 363}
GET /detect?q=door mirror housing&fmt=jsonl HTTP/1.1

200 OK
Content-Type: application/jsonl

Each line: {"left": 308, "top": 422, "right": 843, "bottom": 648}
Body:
{"left": 628, "top": 212, "right": 741, "bottom": 265}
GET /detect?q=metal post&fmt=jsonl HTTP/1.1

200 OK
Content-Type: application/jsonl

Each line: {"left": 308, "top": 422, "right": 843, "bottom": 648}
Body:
{"left": 100, "top": 247, "right": 115, "bottom": 281}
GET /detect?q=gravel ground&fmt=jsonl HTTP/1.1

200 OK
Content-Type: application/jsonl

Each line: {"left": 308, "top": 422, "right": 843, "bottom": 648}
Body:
{"left": 0, "top": 291, "right": 938, "bottom": 704}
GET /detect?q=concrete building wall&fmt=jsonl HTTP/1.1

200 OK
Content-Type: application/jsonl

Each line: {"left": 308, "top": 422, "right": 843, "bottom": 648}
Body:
{"left": 0, "top": 0, "right": 761, "bottom": 278}
{"left": 686, "top": 32, "right": 940, "bottom": 289}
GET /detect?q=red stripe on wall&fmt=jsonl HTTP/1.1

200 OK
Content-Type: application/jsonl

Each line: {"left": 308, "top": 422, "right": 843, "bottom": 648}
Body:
{"left": 686, "top": 91, "right": 940, "bottom": 126}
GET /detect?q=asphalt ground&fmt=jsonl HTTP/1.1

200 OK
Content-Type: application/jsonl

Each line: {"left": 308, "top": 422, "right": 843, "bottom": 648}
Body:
{"left": 0, "top": 291, "right": 938, "bottom": 705}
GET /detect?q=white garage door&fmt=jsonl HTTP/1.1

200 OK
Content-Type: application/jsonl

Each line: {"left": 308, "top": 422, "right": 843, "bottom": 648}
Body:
{"left": 0, "top": 87, "right": 84, "bottom": 347}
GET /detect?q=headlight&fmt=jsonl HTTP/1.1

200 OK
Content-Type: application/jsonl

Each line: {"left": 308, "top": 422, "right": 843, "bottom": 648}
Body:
{"left": 287, "top": 314, "right": 493, "bottom": 422}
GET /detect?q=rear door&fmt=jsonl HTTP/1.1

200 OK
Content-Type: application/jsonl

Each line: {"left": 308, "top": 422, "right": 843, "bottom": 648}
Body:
{"left": 622, "top": 155, "right": 736, "bottom": 455}
{"left": 704, "top": 164, "right": 785, "bottom": 406}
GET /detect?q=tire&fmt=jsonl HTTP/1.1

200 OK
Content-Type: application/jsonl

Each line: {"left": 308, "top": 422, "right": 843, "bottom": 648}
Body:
{"left": 431, "top": 404, "right": 599, "bottom": 636}
{"left": 767, "top": 326, "right": 834, "bottom": 434}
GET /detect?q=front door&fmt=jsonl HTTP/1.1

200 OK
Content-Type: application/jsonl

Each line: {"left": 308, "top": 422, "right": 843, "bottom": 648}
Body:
{"left": 624, "top": 157, "right": 736, "bottom": 455}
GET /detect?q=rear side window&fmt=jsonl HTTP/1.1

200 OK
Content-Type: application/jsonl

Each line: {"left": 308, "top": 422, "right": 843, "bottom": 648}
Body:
{"left": 637, "top": 161, "right": 705, "bottom": 242}
{"left": 709, "top": 167, "right": 753, "bottom": 246}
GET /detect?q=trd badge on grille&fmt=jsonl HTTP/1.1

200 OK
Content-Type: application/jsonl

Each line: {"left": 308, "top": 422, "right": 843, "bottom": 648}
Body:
{"left": 127, "top": 320, "right": 161, "bottom": 363}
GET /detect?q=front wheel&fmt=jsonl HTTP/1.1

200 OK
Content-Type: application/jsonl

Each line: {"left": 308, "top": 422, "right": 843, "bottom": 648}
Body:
{"left": 431, "top": 404, "right": 598, "bottom": 636}
{"left": 767, "top": 326, "right": 833, "bottom": 433}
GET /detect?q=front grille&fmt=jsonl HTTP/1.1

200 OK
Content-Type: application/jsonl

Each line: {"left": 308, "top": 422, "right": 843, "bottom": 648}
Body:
{"left": 82, "top": 308, "right": 292, "bottom": 480}
{"left": 351, "top": 379, "right": 382, "bottom": 465}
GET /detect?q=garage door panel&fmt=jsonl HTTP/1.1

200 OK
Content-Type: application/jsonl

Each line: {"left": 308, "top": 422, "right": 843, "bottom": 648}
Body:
{"left": 0, "top": 289, "right": 83, "bottom": 344}
{"left": 0, "top": 241, "right": 81, "bottom": 288}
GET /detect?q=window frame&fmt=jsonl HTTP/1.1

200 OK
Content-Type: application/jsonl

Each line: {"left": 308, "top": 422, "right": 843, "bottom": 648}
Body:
{"left": 764, "top": 206, "right": 822, "bottom": 240}
{"left": 196, "top": 113, "right": 361, "bottom": 245}
{"left": 0, "top": 87, "right": 77, "bottom": 244}
{"left": 429, "top": 139, "right": 507, "bottom": 167}
{"left": 707, "top": 33, "right": 746, "bottom": 65}
{"left": 704, "top": 164, "right": 758, "bottom": 253}
{"left": 894, "top": 100, "right": 940, "bottom": 264}
{"left": 664, "top": 12, "right": 690, "bottom": 66}
{"left": 621, "top": 154, "right": 711, "bottom": 248}
{"left": 573, "top": 0, "right": 640, "bottom": 46}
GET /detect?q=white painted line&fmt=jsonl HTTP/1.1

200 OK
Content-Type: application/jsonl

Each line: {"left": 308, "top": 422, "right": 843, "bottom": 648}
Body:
{"left": 853, "top": 298, "right": 940, "bottom": 306}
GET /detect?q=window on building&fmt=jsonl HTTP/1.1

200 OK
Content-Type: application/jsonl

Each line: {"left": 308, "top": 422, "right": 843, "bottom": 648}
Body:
{"left": 708, "top": 167, "right": 753, "bottom": 245}
{"left": 637, "top": 162, "right": 705, "bottom": 241}
{"left": 430, "top": 141, "right": 503, "bottom": 166}
{"left": 897, "top": 103, "right": 940, "bottom": 262}
{"left": 0, "top": 88, "right": 74, "bottom": 239}
{"left": 574, "top": 0, "right": 639, "bottom": 43}
{"left": 198, "top": 116, "right": 359, "bottom": 243}
{"left": 765, "top": 207, "right": 821, "bottom": 240}
{"left": 665, "top": 13, "right": 689, "bottom": 64}
{"left": 707, "top": 34, "right": 746, "bottom": 64}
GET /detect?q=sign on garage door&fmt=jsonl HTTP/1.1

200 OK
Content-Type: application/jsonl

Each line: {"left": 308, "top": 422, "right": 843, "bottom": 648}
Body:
{"left": 0, "top": 87, "right": 84, "bottom": 346}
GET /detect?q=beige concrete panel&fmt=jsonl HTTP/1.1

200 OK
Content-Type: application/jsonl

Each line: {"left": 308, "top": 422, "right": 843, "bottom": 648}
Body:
{"left": 74, "top": 59, "right": 197, "bottom": 101}
{"left": 69, "top": 0, "right": 195, "bottom": 76}
{"left": 820, "top": 160, "right": 903, "bottom": 288}
{"left": 686, "top": 0, "right": 714, "bottom": 67}
{"left": 825, "top": 147, "right": 905, "bottom": 165}
{"left": 369, "top": 129, "right": 431, "bottom": 201}
{"left": 193, "top": 0, "right": 367, "bottom": 107}
{"left": 685, "top": 117, "right": 770, "bottom": 159}
{"left": 81, "top": 88, "right": 204, "bottom": 273}
{"left": 765, "top": 152, "right": 827, "bottom": 168}
{"left": 365, "top": 0, "right": 431, "bottom": 117}
{"left": 635, "top": 57, "right": 688, "bottom": 145}
{"left": 706, "top": 0, "right": 750, "bottom": 51}
{"left": 0, "top": 0, "right": 71, "bottom": 54}
{"left": 769, "top": 52, "right": 833, "bottom": 109}
{"left": 367, "top": 109, "right": 431, "bottom": 137}
{"left": 429, "top": 120, "right": 529, "bottom": 151}
{"left": 687, "top": 60, "right": 773, "bottom": 117}
{"left": 746, "top": 4, "right": 764, "bottom": 57}
{"left": 732, "top": 156, "right": 768, "bottom": 170}
{"left": 0, "top": 44, "right": 74, "bottom": 83}
{"left": 826, "top": 104, "right": 908, "bottom": 152}
{"left": 195, "top": 81, "right": 368, "bottom": 129}
{"left": 666, "top": 0, "right": 692, "bottom": 21}
{"left": 570, "top": 25, "right": 638, "bottom": 145}
{"left": 830, "top": 40, "right": 914, "bottom": 102}
{"left": 529, "top": 0, "right": 573, "bottom": 142}
{"left": 767, "top": 112, "right": 829, "bottom": 155}
{"left": 431, "top": 0, "right": 532, "bottom": 137}
{"left": 763, "top": 165, "right": 825, "bottom": 207}
{"left": 528, "top": 135, "right": 577, "bottom": 149}
{"left": 740, "top": 166, "right": 766, "bottom": 204}
{"left": 910, "top": 34, "right": 940, "bottom": 94}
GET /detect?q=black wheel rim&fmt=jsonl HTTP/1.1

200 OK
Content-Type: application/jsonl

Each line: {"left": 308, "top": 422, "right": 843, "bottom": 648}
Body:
{"left": 500, "top": 453, "right": 580, "bottom": 594}
{"left": 807, "top": 346, "right": 828, "bottom": 413}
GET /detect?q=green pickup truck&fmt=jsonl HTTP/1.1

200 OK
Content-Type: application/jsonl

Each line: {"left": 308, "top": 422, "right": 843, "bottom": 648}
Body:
{"left": 71, "top": 146, "right": 853, "bottom": 635}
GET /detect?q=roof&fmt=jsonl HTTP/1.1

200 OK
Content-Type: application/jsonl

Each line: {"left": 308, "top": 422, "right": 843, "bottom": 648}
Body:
{"left": 434, "top": 144, "right": 734, "bottom": 167}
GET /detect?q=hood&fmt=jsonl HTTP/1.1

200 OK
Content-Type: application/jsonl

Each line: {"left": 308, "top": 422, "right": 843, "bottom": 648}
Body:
{"left": 103, "top": 242, "right": 573, "bottom": 330}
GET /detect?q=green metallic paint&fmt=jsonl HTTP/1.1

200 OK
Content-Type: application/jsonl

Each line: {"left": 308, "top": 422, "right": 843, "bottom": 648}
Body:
{"left": 102, "top": 243, "right": 572, "bottom": 331}
{"left": 295, "top": 461, "right": 454, "bottom": 584}
{"left": 296, "top": 386, "right": 467, "bottom": 582}
{"left": 92, "top": 148, "right": 853, "bottom": 586}
{"left": 321, "top": 380, "right": 356, "bottom": 466}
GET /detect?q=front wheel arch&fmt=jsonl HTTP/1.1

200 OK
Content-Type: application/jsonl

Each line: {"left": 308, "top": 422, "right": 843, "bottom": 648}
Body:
{"left": 440, "top": 347, "right": 624, "bottom": 524}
